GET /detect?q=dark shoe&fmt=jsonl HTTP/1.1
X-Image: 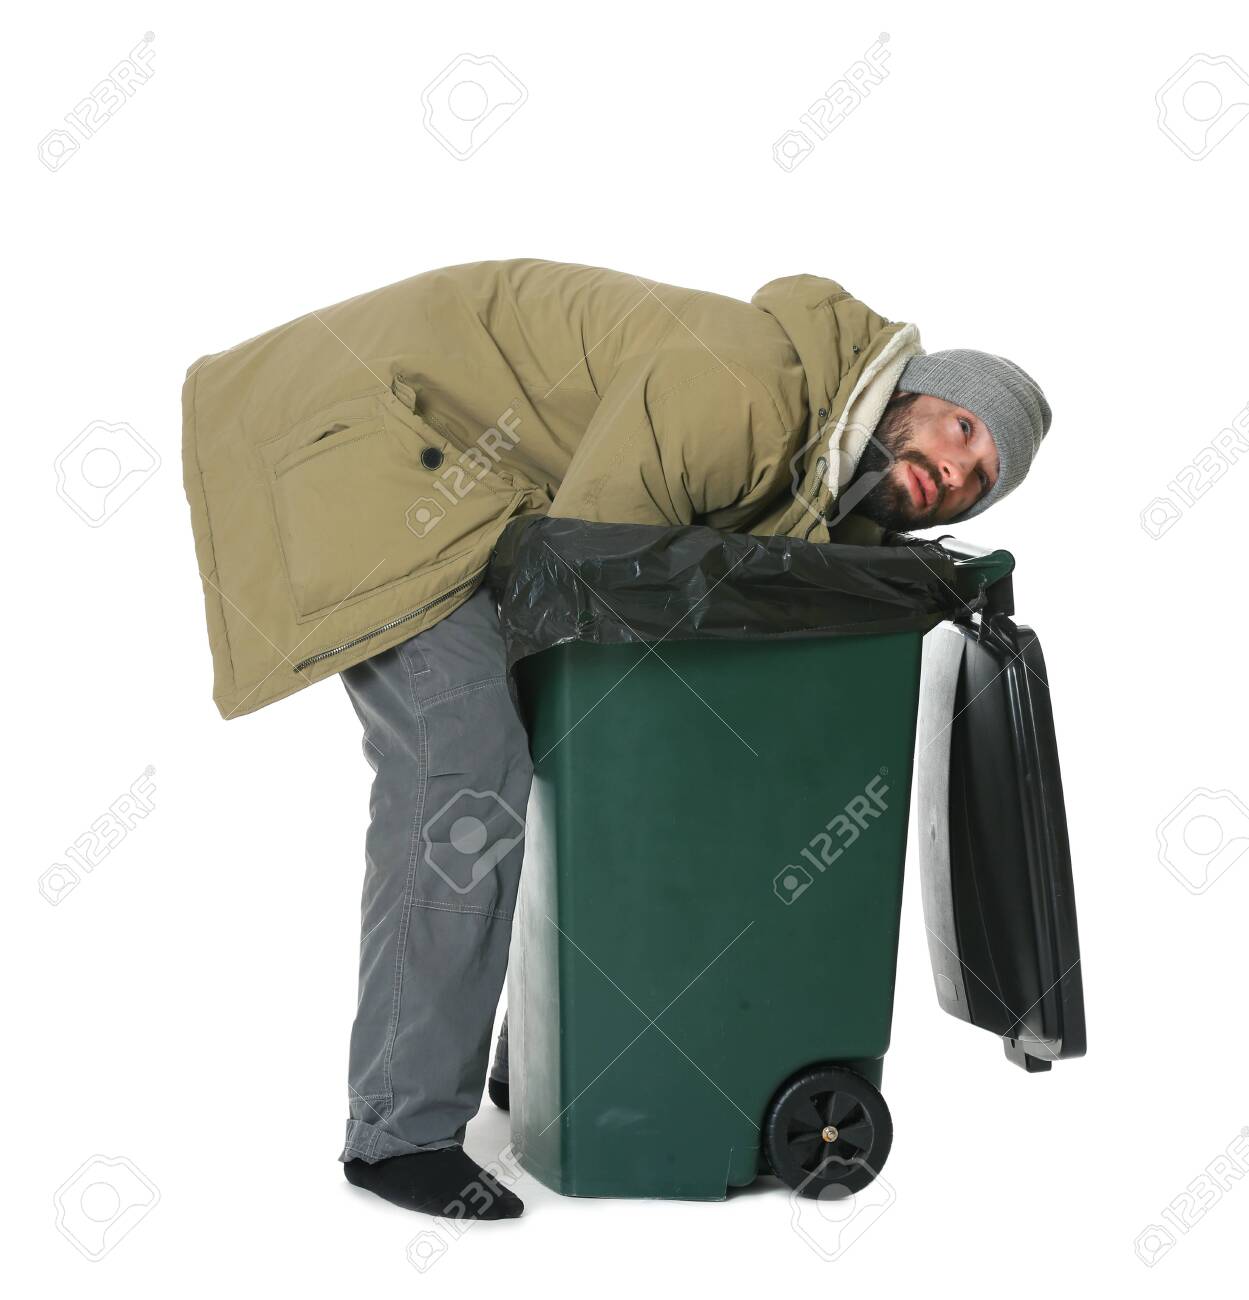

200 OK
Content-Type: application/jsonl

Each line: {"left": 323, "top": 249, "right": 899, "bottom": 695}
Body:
{"left": 343, "top": 1147, "right": 523, "bottom": 1219}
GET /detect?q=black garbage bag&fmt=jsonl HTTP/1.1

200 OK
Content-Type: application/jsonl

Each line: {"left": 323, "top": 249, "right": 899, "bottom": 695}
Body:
{"left": 486, "top": 515, "right": 967, "bottom": 671}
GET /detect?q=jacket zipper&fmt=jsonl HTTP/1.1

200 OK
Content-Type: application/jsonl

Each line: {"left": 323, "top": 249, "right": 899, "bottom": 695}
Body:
{"left": 292, "top": 569, "right": 486, "bottom": 673}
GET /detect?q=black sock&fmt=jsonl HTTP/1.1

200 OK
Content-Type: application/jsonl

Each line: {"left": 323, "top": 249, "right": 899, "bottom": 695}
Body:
{"left": 343, "top": 1147, "right": 523, "bottom": 1218}
{"left": 488, "top": 1076, "right": 510, "bottom": 1111}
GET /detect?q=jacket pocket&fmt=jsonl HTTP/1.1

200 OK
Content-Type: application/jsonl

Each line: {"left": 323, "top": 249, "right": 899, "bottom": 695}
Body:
{"left": 266, "top": 393, "right": 515, "bottom": 620}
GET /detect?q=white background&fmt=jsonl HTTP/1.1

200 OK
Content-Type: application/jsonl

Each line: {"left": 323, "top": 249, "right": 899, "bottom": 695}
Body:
{"left": 6, "top": 0, "right": 1248, "bottom": 1293}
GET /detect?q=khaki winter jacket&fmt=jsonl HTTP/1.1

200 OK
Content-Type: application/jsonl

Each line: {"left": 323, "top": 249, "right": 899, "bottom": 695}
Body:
{"left": 182, "top": 259, "right": 921, "bottom": 717}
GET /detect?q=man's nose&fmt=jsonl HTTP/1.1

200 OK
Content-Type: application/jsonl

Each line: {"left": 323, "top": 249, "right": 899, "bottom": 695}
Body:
{"left": 938, "top": 455, "right": 968, "bottom": 490}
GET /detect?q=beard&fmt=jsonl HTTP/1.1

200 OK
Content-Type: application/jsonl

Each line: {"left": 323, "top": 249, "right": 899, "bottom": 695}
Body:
{"left": 845, "top": 401, "right": 947, "bottom": 531}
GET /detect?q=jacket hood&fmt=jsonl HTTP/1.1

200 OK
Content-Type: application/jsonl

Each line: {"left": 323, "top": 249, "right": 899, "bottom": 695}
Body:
{"left": 752, "top": 274, "right": 854, "bottom": 440}
{"left": 752, "top": 273, "right": 922, "bottom": 511}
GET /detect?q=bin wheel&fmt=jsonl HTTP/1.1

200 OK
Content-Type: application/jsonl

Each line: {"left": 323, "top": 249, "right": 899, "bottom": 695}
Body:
{"left": 763, "top": 1065, "right": 892, "bottom": 1197}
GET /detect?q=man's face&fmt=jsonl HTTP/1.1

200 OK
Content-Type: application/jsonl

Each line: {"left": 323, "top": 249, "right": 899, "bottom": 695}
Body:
{"left": 848, "top": 392, "right": 1001, "bottom": 529}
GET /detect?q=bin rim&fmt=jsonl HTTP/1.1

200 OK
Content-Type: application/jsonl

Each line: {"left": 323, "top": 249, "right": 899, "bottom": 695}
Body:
{"left": 487, "top": 516, "right": 1008, "bottom": 673}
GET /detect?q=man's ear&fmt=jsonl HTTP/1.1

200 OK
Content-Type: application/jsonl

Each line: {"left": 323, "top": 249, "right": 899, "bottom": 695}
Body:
{"left": 881, "top": 387, "right": 920, "bottom": 420}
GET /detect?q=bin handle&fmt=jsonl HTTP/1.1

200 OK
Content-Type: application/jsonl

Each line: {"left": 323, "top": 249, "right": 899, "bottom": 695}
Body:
{"left": 932, "top": 535, "right": 1016, "bottom": 616}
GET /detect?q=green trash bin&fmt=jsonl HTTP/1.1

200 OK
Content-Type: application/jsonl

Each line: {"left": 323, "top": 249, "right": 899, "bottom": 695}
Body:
{"left": 488, "top": 517, "right": 1079, "bottom": 1201}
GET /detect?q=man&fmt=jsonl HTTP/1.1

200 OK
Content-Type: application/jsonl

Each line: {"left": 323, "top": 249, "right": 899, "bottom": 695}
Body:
{"left": 182, "top": 259, "right": 1050, "bottom": 1219}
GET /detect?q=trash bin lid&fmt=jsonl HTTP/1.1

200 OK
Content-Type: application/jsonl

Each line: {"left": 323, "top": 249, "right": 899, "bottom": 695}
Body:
{"left": 915, "top": 611, "right": 1086, "bottom": 1071}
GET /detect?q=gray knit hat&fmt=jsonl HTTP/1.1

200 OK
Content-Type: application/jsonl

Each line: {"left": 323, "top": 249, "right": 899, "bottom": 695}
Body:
{"left": 896, "top": 349, "right": 1051, "bottom": 520}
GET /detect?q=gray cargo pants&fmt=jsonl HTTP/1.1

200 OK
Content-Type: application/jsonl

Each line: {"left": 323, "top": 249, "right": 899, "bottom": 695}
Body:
{"left": 338, "top": 586, "right": 531, "bottom": 1161}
